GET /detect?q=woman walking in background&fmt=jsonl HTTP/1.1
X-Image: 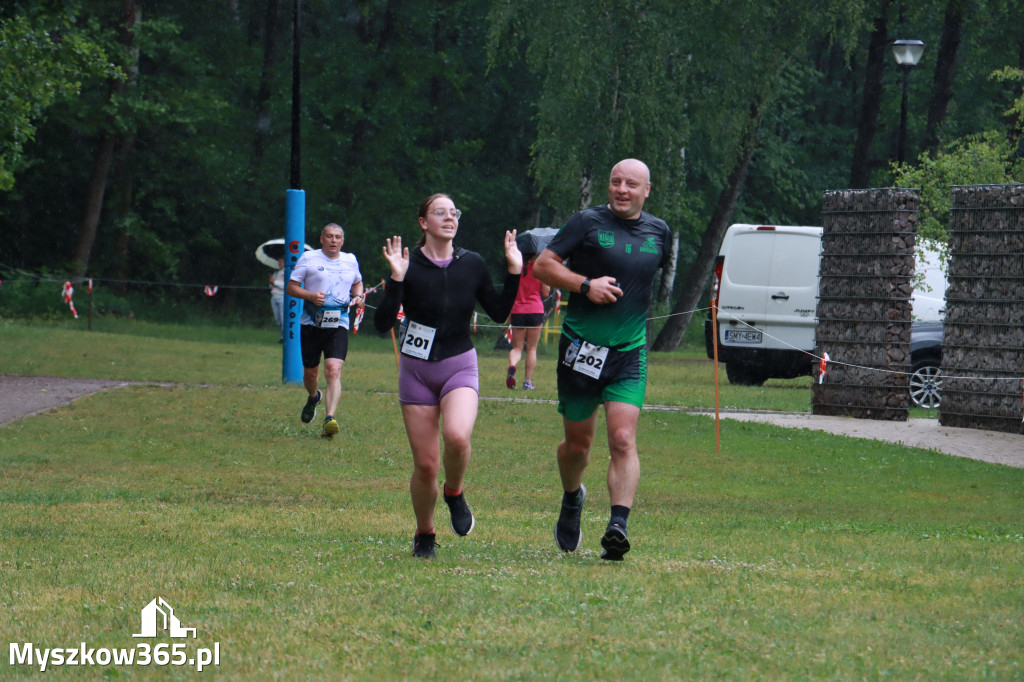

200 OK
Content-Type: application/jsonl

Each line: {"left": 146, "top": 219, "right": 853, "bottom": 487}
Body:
{"left": 374, "top": 193, "right": 522, "bottom": 559}
{"left": 270, "top": 257, "right": 286, "bottom": 342}
{"left": 506, "top": 254, "right": 551, "bottom": 390}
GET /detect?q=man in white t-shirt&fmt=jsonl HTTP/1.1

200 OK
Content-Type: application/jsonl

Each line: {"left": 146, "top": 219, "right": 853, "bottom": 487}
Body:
{"left": 286, "top": 223, "right": 365, "bottom": 437}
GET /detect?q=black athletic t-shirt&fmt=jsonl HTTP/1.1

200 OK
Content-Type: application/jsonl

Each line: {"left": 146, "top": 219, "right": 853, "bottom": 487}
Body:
{"left": 546, "top": 205, "right": 671, "bottom": 351}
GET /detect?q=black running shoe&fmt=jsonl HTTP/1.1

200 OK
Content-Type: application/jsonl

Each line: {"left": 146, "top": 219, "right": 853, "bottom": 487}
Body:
{"left": 413, "top": 532, "right": 436, "bottom": 559}
{"left": 554, "top": 484, "right": 586, "bottom": 552}
{"left": 301, "top": 390, "right": 322, "bottom": 423}
{"left": 600, "top": 517, "right": 630, "bottom": 561}
{"left": 443, "top": 488, "right": 476, "bottom": 536}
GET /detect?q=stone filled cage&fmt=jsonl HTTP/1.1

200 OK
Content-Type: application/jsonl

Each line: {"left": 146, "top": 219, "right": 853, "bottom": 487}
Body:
{"left": 812, "top": 189, "right": 920, "bottom": 421}
{"left": 939, "top": 184, "right": 1024, "bottom": 434}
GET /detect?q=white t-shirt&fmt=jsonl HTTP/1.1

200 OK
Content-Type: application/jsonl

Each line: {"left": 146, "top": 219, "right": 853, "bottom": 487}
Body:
{"left": 289, "top": 250, "right": 362, "bottom": 328}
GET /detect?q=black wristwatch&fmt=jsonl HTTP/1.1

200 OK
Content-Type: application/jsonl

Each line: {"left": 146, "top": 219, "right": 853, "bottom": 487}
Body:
{"left": 579, "top": 278, "right": 591, "bottom": 295}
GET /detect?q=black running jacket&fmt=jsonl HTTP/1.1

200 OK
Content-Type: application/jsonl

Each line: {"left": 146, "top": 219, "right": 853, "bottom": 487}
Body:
{"left": 373, "top": 246, "right": 520, "bottom": 362}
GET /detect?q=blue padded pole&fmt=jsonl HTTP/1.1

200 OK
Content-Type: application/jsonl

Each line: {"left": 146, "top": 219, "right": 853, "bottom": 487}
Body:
{"left": 282, "top": 189, "right": 306, "bottom": 384}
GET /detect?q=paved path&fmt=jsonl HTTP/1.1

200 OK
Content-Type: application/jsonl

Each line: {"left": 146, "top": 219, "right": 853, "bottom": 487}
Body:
{"left": 0, "top": 374, "right": 133, "bottom": 425}
{"left": 689, "top": 409, "right": 1024, "bottom": 469}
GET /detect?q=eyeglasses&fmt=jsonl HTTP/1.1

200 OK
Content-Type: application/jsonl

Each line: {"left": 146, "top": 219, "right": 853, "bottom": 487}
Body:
{"left": 429, "top": 208, "right": 462, "bottom": 219}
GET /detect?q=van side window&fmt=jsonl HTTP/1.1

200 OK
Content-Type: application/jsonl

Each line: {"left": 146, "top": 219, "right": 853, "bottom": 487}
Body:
{"left": 727, "top": 233, "right": 773, "bottom": 285}
{"left": 771, "top": 234, "right": 821, "bottom": 288}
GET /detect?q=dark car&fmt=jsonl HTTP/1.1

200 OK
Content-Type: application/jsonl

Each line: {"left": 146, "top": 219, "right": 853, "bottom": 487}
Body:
{"left": 909, "top": 320, "right": 943, "bottom": 409}
{"left": 705, "top": 317, "right": 944, "bottom": 407}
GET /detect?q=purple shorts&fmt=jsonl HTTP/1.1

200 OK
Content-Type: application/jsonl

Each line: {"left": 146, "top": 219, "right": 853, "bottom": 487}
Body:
{"left": 398, "top": 348, "right": 479, "bottom": 405}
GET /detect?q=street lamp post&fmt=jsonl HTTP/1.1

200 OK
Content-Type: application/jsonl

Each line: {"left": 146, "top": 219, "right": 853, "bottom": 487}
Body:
{"left": 283, "top": 0, "right": 304, "bottom": 384}
{"left": 290, "top": 0, "right": 302, "bottom": 190}
{"left": 892, "top": 39, "right": 925, "bottom": 164}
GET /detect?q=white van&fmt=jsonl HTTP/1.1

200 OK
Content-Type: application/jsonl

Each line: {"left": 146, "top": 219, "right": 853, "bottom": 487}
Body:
{"left": 704, "top": 224, "right": 822, "bottom": 385}
{"left": 910, "top": 239, "right": 946, "bottom": 321}
{"left": 704, "top": 224, "right": 947, "bottom": 385}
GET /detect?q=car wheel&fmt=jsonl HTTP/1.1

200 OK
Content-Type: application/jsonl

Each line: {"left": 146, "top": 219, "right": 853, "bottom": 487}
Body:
{"left": 909, "top": 359, "right": 942, "bottom": 409}
{"left": 726, "top": 363, "right": 766, "bottom": 387}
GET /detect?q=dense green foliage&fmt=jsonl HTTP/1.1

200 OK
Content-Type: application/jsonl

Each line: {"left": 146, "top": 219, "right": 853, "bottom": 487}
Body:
{"left": 2, "top": 1, "right": 1024, "bottom": 329}
{"left": 893, "top": 67, "right": 1024, "bottom": 247}
{"left": 0, "top": 4, "right": 114, "bottom": 191}
{"left": 894, "top": 131, "right": 1020, "bottom": 244}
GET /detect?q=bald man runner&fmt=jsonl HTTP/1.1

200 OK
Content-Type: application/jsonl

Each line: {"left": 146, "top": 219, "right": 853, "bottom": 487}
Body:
{"left": 534, "top": 159, "right": 672, "bottom": 560}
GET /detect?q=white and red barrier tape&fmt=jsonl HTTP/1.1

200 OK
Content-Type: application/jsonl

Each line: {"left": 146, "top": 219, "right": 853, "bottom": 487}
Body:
{"left": 61, "top": 281, "right": 78, "bottom": 319}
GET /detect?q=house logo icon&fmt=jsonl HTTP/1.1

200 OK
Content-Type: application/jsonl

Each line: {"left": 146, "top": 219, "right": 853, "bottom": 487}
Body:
{"left": 132, "top": 597, "right": 197, "bottom": 638}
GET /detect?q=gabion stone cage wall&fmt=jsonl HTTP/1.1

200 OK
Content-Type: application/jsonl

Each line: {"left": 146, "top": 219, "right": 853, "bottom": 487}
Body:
{"left": 939, "top": 184, "right": 1024, "bottom": 434}
{"left": 812, "top": 188, "right": 920, "bottom": 421}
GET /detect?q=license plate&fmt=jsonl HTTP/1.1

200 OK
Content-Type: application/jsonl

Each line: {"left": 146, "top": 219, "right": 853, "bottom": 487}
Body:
{"left": 724, "top": 329, "right": 762, "bottom": 344}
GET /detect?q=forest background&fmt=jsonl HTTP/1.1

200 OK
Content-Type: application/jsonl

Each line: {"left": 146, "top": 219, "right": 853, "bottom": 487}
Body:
{"left": 2, "top": 0, "right": 1024, "bottom": 349}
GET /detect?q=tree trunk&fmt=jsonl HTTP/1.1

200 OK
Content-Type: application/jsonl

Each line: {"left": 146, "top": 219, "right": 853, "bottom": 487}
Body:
{"left": 651, "top": 99, "right": 765, "bottom": 352}
{"left": 579, "top": 166, "right": 593, "bottom": 209}
{"left": 70, "top": 0, "right": 138, "bottom": 277}
{"left": 1009, "top": 37, "right": 1024, "bottom": 156}
{"left": 111, "top": 4, "right": 142, "bottom": 287}
{"left": 252, "top": 0, "right": 281, "bottom": 176}
{"left": 656, "top": 230, "right": 679, "bottom": 307}
{"left": 71, "top": 134, "right": 117, "bottom": 276}
{"left": 923, "top": 0, "right": 965, "bottom": 152}
{"left": 646, "top": 230, "right": 678, "bottom": 348}
{"left": 849, "top": 0, "right": 891, "bottom": 189}
{"left": 110, "top": 133, "right": 136, "bottom": 289}
{"left": 341, "top": 1, "right": 398, "bottom": 209}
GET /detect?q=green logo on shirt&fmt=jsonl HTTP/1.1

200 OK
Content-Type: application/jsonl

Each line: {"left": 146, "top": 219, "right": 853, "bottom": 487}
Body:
{"left": 598, "top": 230, "right": 615, "bottom": 248}
{"left": 640, "top": 237, "right": 659, "bottom": 254}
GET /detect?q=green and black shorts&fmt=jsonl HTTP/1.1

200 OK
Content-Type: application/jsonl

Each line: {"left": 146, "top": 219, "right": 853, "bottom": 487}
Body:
{"left": 555, "top": 333, "right": 647, "bottom": 422}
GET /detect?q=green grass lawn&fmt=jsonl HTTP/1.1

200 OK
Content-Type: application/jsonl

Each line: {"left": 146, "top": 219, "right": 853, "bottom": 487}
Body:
{"left": 1, "top": 319, "right": 1019, "bottom": 679}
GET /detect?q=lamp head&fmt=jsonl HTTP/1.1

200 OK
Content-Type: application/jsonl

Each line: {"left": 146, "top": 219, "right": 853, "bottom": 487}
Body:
{"left": 892, "top": 39, "right": 925, "bottom": 67}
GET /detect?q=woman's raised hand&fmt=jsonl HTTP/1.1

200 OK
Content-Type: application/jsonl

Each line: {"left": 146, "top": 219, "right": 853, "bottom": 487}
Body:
{"left": 504, "top": 229, "right": 523, "bottom": 275}
{"left": 382, "top": 236, "right": 410, "bottom": 281}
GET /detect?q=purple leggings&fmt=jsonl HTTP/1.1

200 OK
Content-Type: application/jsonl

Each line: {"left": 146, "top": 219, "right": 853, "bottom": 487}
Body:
{"left": 398, "top": 348, "right": 479, "bottom": 405}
